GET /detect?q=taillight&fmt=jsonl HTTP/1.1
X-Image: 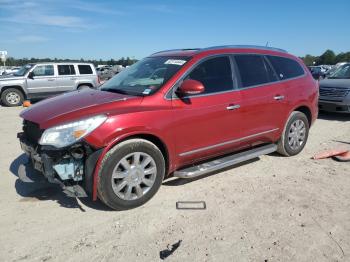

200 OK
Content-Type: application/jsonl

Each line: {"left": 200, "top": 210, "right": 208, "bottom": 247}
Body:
{"left": 97, "top": 76, "right": 101, "bottom": 85}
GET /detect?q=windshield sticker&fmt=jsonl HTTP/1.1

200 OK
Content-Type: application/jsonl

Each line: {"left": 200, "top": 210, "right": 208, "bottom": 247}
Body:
{"left": 142, "top": 89, "right": 152, "bottom": 95}
{"left": 164, "top": 59, "right": 186, "bottom": 66}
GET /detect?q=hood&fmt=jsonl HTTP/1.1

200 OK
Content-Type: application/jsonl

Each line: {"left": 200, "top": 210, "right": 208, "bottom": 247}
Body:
{"left": 319, "top": 78, "right": 350, "bottom": 88}
{"left": 0, "top": 74, "right": 25, "bottom": 80}
{"left": 20, "top": 89, "right": 143, "bottom": 129}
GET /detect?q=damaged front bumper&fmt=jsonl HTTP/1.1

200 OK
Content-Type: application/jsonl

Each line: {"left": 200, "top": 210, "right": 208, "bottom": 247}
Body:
{"left": 17, "top": 132, "right": 103, "bottom": 198}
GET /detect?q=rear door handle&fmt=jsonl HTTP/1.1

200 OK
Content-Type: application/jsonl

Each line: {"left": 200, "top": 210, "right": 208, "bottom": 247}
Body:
{"left": 226, "top": 104, "right": 240, "bottom": 110}
{"left": 70, "top": 77, "right": 77, "bottom": 80}
{"left": 47, "top": 79, "right": 55, "bottom": 81}
{"left": 274, "top": 95, "right": 285, "bottom": 101}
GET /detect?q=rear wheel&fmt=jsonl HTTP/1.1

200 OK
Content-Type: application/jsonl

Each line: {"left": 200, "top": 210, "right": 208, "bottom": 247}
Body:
{"left": 97, "top": 139, "right": 165, "bottom": 210}
{"left": 277, "top": 111, "right": 309, "bottom": 156}
{"left": 1, "top": 88, "right": 24, "bottom": 107}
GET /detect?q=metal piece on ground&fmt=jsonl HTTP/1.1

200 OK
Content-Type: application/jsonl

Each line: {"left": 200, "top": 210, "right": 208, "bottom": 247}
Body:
{"left": 176, "top": 201, "right": 206, "bottom": 210}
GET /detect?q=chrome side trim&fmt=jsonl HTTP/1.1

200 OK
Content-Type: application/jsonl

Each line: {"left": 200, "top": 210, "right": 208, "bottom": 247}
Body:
{"left": 179, "top": 128, "right": 279, "bottom": 157}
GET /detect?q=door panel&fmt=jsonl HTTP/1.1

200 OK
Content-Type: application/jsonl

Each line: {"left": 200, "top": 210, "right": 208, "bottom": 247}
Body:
{"left": 56, "top": 64, "right": 77, "bottom": 92}
{"left": 238, "top": 82, "right": 287, "bottom": 142}
{"left": 233, "top": 54, "right": 288, "bottom": 143}
{"left": 172, "top": 91, "right": 243, "bottom": 165}
{"left": 26, "top": 65, "right": 56, "bottom": 95}
{"left": 170, "top": 55, "right": 245, "bottom": 166}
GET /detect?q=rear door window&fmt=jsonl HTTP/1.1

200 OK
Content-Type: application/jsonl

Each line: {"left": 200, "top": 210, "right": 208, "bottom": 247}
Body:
{"left": 234, "top": 54, "right": 278, "bottom": 88}
{"left": 78, "top": 65, "right": 93, "bottom": 75}
{"left": 185, "top": 56, "right": 234, "bottom": 95}
{"left": 267, "top": 56, "right": 304, "bottom": 80}
{"left": 58, "top": 65, "right": 76, "bottom": 75}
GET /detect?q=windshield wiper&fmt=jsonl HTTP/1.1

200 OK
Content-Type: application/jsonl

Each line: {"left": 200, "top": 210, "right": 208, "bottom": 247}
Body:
{"left": 101, "top": 88, "right": 144, "bottom": 96}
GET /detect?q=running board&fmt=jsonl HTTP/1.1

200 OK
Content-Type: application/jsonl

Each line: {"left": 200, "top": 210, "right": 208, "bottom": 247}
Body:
{"left": 173, "top": 144, "right": 277, "bottom": 179}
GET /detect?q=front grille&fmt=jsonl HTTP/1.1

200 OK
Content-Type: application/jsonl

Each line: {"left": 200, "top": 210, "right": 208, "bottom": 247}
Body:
{"left": 319, "top": 87, "right": 350, "bottom": 98}
{"left": 23, "top": 120, "right": 44, "bottom": 144}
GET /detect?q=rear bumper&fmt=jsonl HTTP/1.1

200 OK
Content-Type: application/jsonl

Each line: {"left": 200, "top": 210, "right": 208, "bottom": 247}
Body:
{"left": 17, "top": 132, "right": 103, "bottom": 197}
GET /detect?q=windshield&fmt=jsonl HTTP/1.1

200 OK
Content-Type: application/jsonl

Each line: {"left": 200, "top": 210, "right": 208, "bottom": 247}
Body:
{"left": 100, "top": 56, "right": 190, "bottom": 96}
{"left": 13, "top": 64, "right": 34, "bottom": 76}
{"left": 328, "top": 64, "right": 350, "bottom": 79}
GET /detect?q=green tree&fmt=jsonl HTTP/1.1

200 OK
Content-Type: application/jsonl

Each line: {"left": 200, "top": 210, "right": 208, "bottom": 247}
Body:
{"left": 302, "top": 54, "right": 317, "bottom": 66}
{"left": 335, "top": 52, "right": 350, "bottom": 63}
{"left": 317, "top": 49, "right": 336, "bottom": 65}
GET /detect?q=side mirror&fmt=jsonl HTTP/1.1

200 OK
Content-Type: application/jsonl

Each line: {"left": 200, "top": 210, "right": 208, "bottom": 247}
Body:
{"left": 28, "top": 72, "right": 34, "bottom": 79}
{"left": 177, "top": 79, "right": 205, "bottom": 96}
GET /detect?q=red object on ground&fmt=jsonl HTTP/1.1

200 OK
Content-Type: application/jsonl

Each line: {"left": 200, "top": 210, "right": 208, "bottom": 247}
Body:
{"left": 22, "top": 101, "right": 31, "bottom": 107}
{"left": 333, "top": 151, "right": 350, "bottom": 162}
{"left": 313, "top": 148, "right": 349, "bottom": 160}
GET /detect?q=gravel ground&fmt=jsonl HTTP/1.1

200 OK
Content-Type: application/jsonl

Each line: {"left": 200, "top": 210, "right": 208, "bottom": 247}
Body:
{"left": 0, "top": 106, "right": 349, "bottom": 262}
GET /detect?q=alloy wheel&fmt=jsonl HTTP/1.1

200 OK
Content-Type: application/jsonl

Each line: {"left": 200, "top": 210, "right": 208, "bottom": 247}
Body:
{"left": 6, "top": 92, "right": 20, "bottom": 105}
{"left": 111, "top": 152, "right": 157, "bottom": 200}
{"left": 288, "top": 119, "right": 306, "bottom": 150}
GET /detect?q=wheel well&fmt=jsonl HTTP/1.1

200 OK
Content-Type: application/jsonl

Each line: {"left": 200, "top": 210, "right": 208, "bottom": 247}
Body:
{"left": 119, "top": 134, "right": 169, "bottom": 176}
{"left": 294, "top": 106, "right": 312, "bottom": 126}
{"left": 77, "top": 83, "right": 93, "bottom": 89}
{"left": 1, "top": 86, "right": 26, "bottom": 98}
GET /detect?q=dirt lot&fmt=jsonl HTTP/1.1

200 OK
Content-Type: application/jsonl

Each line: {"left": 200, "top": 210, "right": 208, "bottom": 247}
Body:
{"left": 0, "top": 106, "right": 349, "bottom": 262}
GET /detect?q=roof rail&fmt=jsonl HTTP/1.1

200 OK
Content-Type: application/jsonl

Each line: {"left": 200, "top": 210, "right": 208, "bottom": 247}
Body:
{"left": 201, "top": 45, "right": 288, "bottom": 53}
{"left": 152, "top": 48, "right": 200, "bottom": 55}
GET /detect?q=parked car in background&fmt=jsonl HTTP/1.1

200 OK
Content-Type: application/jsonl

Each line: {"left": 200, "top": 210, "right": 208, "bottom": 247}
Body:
{"left": 0, "top": 63, "right": 99, "bottom": 106}
{"left": 96, "top": 66, "right": 114, "bottom": 81}
{"left": 17, "top": 45, "right": 318, "bottom": 210}
{"left": 319, "top": 63, "right": 350, "bottom": 113}
{"left": 1, "top": 67, "right": 21, "bottom": 75}
{"left": 308, "top": 66, "right": 326, "bottom": 80}
{"left": 325, "top": 62, "right": 348, "bottom": 77}
{"left": 97, "top": 65, "right": 125, "bottom": 81}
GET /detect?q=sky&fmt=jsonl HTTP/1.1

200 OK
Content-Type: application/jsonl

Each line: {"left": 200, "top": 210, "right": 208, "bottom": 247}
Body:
{"left": 0, "top": 0, "right": 349, "bottom": 60}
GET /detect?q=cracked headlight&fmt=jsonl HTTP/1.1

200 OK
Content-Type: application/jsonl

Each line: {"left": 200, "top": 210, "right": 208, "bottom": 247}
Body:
{"left": 39, "top": 115, "right": 107, "bottom": 148}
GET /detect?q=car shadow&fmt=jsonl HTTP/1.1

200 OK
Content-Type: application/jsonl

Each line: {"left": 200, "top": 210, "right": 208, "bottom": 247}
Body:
{"left": 163, "top": 158, "right": 259, "bottom": 186}
{"left": 9, "top": 154, "right": 112, "bottom": 212}
{"left": 318, "top": 111, "right": 349, "bottom": 121}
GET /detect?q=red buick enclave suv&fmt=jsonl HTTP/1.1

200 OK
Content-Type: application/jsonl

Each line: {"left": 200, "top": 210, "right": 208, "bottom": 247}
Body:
{"left": 18, "top": 45, "right": 318, "bottom": 210}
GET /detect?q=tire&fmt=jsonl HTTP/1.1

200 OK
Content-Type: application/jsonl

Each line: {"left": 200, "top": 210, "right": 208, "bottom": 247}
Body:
{"left": 1, "top": 88, "right": 24, "bottom": 107}
{"left": 277, "top": 111, "right": 309, "bottom": 156}
{"left": 77, "top": 85, "right": 91, "bottom": 90}
{"left": 97, "top": 139, "right": 165, "bottom": 210}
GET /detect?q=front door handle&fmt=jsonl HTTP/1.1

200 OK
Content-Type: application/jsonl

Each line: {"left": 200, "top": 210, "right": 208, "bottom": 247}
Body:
{"left": 226, "top": 104, "right": 240, "bottom": 110}
{"left": 47, "top": 79, "right": 55, "bottom": 81}
{"left": 274, "top": 95, "right": 285, "bottom": 101}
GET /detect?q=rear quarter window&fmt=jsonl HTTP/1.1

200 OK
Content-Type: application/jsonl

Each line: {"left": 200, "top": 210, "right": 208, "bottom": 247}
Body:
{"left": 78, "top": 65, "right": 93, "bottom": 75}
{"left": 267, "top": 56, "right": 304, "bottom": 80}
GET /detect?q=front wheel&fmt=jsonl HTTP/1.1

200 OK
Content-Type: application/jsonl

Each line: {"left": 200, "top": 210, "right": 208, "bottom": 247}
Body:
{"left": 97, "top": 139, "right": 165, "bottom": 210}
{"left": 277, "top": 111, "right": 309, "bottom": 156}
{"left": 1, "top": 88, "right": 24, "bottom": 107}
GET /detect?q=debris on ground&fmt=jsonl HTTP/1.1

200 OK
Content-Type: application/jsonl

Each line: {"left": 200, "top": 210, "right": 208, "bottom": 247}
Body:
{"left": 159, "top": 240, "right": 182, "bottom": 260}
{"left": 23, "top": 100, "right": 32, "bottom": 107}
{"left": 312, "top": 148, "right": 350, "bottom": 161}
